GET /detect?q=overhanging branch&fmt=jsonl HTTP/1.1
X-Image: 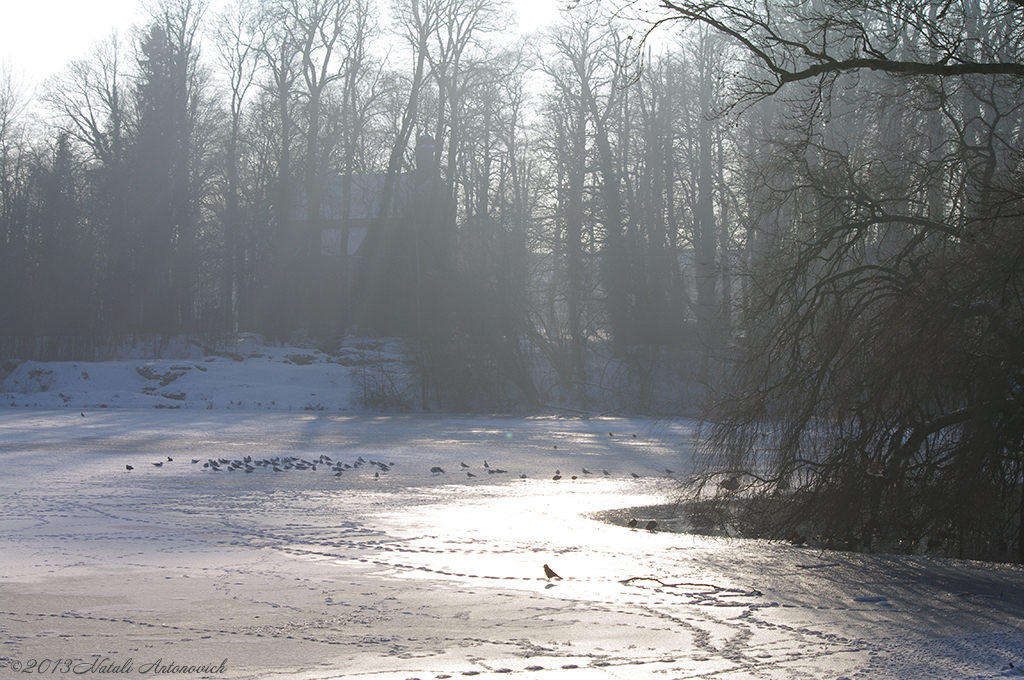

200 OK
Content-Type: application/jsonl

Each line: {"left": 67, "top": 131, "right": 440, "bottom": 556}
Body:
{"left": 780, "top": 58, "right": 1024, "bottom": 83}
{"left": 656, "top": 0, "right": 1024, "bottom": 87}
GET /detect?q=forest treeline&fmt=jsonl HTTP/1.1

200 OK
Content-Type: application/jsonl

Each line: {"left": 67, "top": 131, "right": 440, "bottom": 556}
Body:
{"left": 2, "top": 0, "right": 1024, "bottom": 558}
{"left": 1, "top": 0, "right": 722, "bottom": 410}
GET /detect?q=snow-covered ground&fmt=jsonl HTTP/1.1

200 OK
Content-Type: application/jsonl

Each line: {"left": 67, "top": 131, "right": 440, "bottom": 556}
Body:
{"left": 0, "top": 334, "right": 404, "bottom": 411}
{"left": 1, "top": 341, "right": 1022, "bottom": 678}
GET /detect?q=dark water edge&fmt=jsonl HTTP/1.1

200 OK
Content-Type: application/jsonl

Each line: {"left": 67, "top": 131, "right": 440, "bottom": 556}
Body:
{"left": 588, "top": 503, "right": 719, "bottom": 536}
{"left": 591, "top": 503, "right": 1021, "bottom": 565}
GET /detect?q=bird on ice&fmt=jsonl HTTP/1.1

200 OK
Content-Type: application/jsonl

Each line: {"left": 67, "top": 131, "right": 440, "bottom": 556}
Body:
{"left": 125, "top": 465, "right": 133, "bottom": 471}
{"left": 720, "top": 477, "right": 741, "bottom": 491}
{"left": 630, "top": 472, "right": 640, "bottom": 479}
{"left": 430, "top": 466, "right": 446, "bottom": 474}
{"left": 582, "top": 468, "right": 592, "bottom": 475}
{"left": 543, "top": 564, "right": 561, "bottom": 579}
{"left": 151, "top": 462, "right": 163, "bottom": 467}
{"left": 645, "top": 520, "right": 658, "bottom": 531}
{"left": 461, "top": 462, "right": 469, "bottom": 468}
{"left": 627, "top": 518, "right": 637, "bottom": 528}
{"left": 467, "top": 472, "right": 476, "bottom": 478}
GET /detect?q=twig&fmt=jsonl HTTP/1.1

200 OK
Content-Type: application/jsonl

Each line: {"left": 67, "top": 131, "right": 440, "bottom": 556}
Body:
{"left": 620, "top": 576, "right": 761, "bottom": 596}
{"left": 796, "top": 562, "right": 842, "bottom": 569}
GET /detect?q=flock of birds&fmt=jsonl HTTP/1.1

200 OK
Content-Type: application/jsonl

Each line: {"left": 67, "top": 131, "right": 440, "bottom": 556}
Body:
{"left": 125, "top": 453, "right": 669, "bottom": 483}
{"left": 426, "top": 459, "right": 664, "bottom": 482}
{"left": 123, "top": 429, "right": 674, "bottom": 487}
{"left": 126, "top": 454, "right": 394, "bottom": 477}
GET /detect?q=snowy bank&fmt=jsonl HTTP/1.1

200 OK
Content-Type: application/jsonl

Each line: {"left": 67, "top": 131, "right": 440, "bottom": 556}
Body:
{"left": 0, "top": 335, "right": 409, "bottom": 412}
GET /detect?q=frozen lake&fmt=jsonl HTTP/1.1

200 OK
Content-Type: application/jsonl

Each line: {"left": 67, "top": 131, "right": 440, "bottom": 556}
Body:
{"left": 1, "top": 411, "right": 1022, "bottom": 679}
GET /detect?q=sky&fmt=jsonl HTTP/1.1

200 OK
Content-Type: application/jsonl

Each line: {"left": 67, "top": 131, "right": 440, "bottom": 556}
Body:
{"left": 1, "top": 0, "right": 566, "bottom": 96}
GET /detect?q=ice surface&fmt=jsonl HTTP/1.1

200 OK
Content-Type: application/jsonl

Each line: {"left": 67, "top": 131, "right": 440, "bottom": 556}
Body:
{"left": 1, "top": 409, "right": 1022, "bottom": 679}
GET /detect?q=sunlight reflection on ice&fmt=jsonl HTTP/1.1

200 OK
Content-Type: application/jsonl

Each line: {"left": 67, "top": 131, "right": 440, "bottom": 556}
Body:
{"left": 354, "top": 474, "right": 734, "bottom": 610}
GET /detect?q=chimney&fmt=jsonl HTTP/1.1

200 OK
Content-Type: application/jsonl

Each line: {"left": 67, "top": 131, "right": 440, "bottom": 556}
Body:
{"left": 415, "top": 134, "right": 435, "bottom": 175}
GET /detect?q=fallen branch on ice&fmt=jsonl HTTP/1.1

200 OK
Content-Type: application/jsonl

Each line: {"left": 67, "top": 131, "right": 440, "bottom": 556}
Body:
{"left": 619, "top": 577, "right": 762, "bottom": 596}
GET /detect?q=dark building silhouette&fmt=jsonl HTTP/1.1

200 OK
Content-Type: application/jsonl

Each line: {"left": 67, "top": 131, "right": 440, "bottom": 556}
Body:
{"left": 289, "top": 135, "right": 439, "bottom": 336}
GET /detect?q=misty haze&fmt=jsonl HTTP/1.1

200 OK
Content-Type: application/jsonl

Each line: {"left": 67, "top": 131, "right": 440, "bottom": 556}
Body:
{"left": 1, "top": 0, "right": 1023, "bottom": 677}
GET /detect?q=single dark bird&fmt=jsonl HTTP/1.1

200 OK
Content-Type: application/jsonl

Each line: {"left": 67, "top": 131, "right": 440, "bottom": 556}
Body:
{"left": 167, "top": 456, "right": 173, "bottom": 462}
{"left": 627, "top": 518, "right": 637, "bottom": 528}
{"left": 430, "top": 466, "right": 446, "bottom": 474}
{"left": 543, "top": 564, "right": 561, "bottom": 579}
{"left": 645, "top": 520, "right": 658, "bottom": 531}
{"left": 467, "top": 472, "right": 476, "bottom": 478}
{"left": 152, "top": 462, "right": 162, "bottom": 467}
{"left": 125, "top": 465, "right": 133, "bottom": 471}
{"left": 720, "top": 476, "right": 741, "bottom": 491}
{"left": 552, "top": 474, "right": 562, "bottom": 481}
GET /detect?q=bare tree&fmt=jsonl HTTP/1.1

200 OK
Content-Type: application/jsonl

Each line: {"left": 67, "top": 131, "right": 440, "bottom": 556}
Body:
{"left": 43, "top": 35, "right": 133, "bottom": 333}
{"left": 212, "top": 0, "right": 259, "bottom": 333}
{"left": 642, "top": 0, "right": 1024, "bottom": 562}
{"left": 548, "top": 11, "right": 634, "bottom": 360}
{"left": 249, "top": 0, "right": 302, "bottom": 338}
{"left": 0, "top": 60, "right": 32, "bottom": 338}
